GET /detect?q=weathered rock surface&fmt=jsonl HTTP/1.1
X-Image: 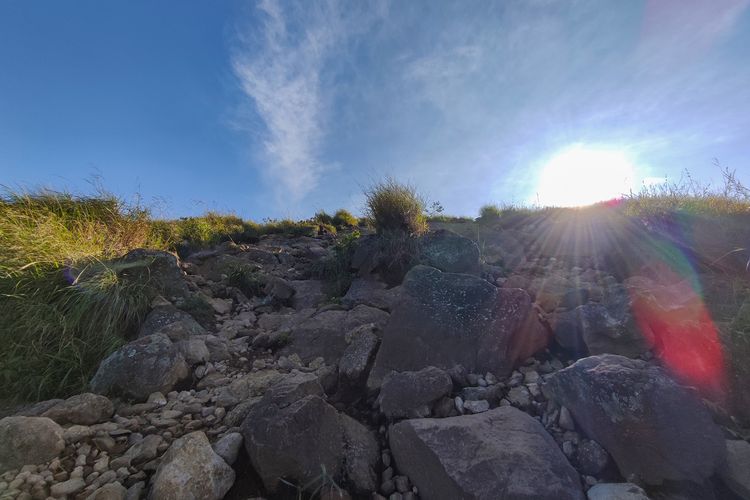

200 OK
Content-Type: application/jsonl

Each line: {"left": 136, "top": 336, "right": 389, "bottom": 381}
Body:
{"left": 720, "top": 439, "right": 750, "bottom": 499}
{"left": 368, "top": 265, "right": 548, "bottom": 389}
{"left": 338, "top": 324, "right": 380, "bottom": 391}
{"left": 241, "top": 395, "right": 378, "bottom": 494}
{"left": 342, "top": 278, "right": 398, "bottom": 311}
{"left": 579, "top": 285, "right": 647, "bottom": 358}
{"left": 149, "top": 431, "right": 235, "bottom": 500}
{"left": 586, "top": 483, "right": 651, "bottom": 500}
{"left": 389, "top": 406, "right": 584, "bottom": 500}
{"left": 41, "top": 393, "right": 114, "bottom": 425}
{"left": 419, "top": 229, "right": 480, "bottom": 274}
{"left": 544, "top": 354, "right": 725, "bottom": 485}
{"left": 138, "top": 304, "right": 206, "bottom": 339}
{"left": 378, "top": 366, "right": 453, "bottom": 418}
{"left": 280, "top": 304, "right": 390, "bottom": 364}
{"left": 0, "top": 416, "right": 65, "bottom": 472}
{"left": 290, "top": 279, "right": 325, "bottom": 310}
{"left": 90, "top": 333, "right": 189, "bottom": 401}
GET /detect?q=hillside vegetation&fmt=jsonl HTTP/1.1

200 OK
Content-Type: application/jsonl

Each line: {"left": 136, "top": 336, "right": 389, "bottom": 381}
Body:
{"left": 1, "top": 169, "right": 749, "bottom": 401}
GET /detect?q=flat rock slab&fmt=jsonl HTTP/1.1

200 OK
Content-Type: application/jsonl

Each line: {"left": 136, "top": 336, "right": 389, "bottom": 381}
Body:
{"left": 389, "top": 406, "right": 584, "bottom": 500}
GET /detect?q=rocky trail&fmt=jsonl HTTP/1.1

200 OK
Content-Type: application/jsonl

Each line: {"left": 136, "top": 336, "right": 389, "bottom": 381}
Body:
{"left": 1, "top": 225, "right": 750, "bottom": 500}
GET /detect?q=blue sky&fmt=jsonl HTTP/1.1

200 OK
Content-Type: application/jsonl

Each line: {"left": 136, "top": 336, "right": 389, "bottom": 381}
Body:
{"left": 1, "top": 0, "right": 749, "bottom": 219}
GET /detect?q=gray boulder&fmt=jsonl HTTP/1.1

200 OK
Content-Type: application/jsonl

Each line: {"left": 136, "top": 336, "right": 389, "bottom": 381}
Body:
{"left": 720, "top": 439, "right": 750, "bottom": 499}
{"left": 211, "top": 432, "right": 244, "bottom": 466}
{"left": 419, "top": 229, "right": 480, "bottom": 274}
{"left": 138, "top": 305, "right": 206, "bottom": 340}
{"left": 342, "top": 278, "right": 398, "bottom": 311}
{"left": 90, "top": 334, "right": 189, "bottom": 401}
{"left": 338, "top": 324, "right": 381, "bottom": 391}
{"left": 586, "top": 483, "right": 651, "bottom": 500}
{"left": 368, "top": 265, "right": 548, "bottom": 390}
{"left": 290, "top": 279, "right": 326, "bottom": 310}
{"left": 264, "top": 276, "right": 296, "bottom": 301}
{"left": 389, "top": 406, "right": 584, "bottom": 500}
{"left": 378, "top": 367, "right": 453, "bottom": 419}
{"left": 279, "top": 305, "right": 390, "bottom": 365}
{"left": 0, "top": 416, "right": 65, "bottom": 472}
{"left": 578, "top": 285, "right": 646, "bottom": 358}
{"left": 543, "top": 355, "right": 725, "bottom": 485}
{"left": 241, "top": 395, "right": 378, "bottom": 494}
{"left": 149, "top": 431, "right": 235, "bottom": 500}
{"left": 41, "top": 393, "right": 114, "bottom": 425}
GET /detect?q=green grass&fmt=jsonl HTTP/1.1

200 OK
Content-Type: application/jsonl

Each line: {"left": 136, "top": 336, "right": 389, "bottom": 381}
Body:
{"left": 312, "top": 231, "right": 360, "bottom": 298}
{"left": 365, "top": 178, "right": 428, "bottom": 235}
{"left": 332, "top": 209, "right": 358, "bottom": 228}
{"left": 227, "top": 264, "right": 266, "bottom": 298}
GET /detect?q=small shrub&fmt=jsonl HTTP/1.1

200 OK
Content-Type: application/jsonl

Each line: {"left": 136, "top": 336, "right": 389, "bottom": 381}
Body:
{"left": 314, "top": 210, "right": 334, "bottom": 225}
{"left": 364, "top": 179, "right": 427, "bottom": 235}
{"left": 227, "top": 264, "right": 266, "bottom": 298}
{"left": 176, "top": 294, "right": 216, "bottom": 331}
{"left": 478, "top": 204, "right": 503, "bottom": 222}
{"left": 312, "top": 231, "right": 360, "bottom": 298}
{"left": 332, "top": 209, "right": 358, "bottom": 228}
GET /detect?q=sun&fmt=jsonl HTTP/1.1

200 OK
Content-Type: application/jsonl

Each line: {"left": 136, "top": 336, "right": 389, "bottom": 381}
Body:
{"left": 535, "top": 145, "right": 637, "bottom": 207}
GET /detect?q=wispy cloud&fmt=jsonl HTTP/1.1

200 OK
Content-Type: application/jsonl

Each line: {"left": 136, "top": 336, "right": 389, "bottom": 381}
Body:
{"left": 231, "top": 0, "right": 347, "bottom": 200}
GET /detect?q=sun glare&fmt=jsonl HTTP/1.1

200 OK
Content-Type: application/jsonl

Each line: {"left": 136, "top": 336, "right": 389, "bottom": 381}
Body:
{"left": 535, "top": 145, "right": 637, "bottom": 207}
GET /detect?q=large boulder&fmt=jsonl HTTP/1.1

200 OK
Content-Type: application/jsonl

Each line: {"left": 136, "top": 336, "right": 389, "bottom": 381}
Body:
{"left": 578, "top": 285, "right": 647, "bottom": 358}
{"left": 241, "top": 395, "right": 378, "bottom": 494}
{"left": 341, "top": 278, "right": 399, "bottom": 311}
{"left": 338, "top": 324, "right": 381, "bottom": 392}
{"left": 720, "top": 439, "right": 750, "bottom": 499}
{"left": 90, "top": 334, "right": 189, "bottom": 401}
{"left": 149, "top": 431, "right": 235, "bottom": 500}
{"left": 138, "top": 305, "right": 206, "bottom": 339}
{"left": 543, "top": 355, "right": 725, "bottom": 485}
{"left": 419, "top": 229, "right": 480, "bottom": 274}
{"left": 290, "top": 279, "right": 326, "bottom": 310}
{"left": 368, "top": 265, "right": 548, "bottom": 390}
{"left": 0, "top": 416, "right": 65, "bottom": 472}
{"left": 389, "top": 406, "right": 584, "bottom": 500}
{"left": 586, "top": 483, "right": 651, "bottom": 500}
{"left": 377, "top": 367, "right": 453, "bottom": 419}
{"left": 279, "top": 305, "right": 390, "bottom": 364}
{"left": 41, "top": 393, "right": 114, "bottom": 425}
{"left": 118, "top": 249, "right": 189, "bottom": 300}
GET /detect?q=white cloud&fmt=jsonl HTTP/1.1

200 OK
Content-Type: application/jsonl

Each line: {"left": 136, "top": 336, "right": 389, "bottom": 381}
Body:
{"left": 231, "top": 0, "right": 346, "bottom": 200}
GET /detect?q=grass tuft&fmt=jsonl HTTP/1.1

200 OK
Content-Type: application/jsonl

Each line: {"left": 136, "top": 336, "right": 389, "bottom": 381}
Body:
{"left": 365, "top": 178, "right": 427, "bottom": 235}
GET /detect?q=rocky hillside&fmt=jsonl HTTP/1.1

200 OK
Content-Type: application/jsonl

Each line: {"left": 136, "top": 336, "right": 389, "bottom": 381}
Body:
{"left": 1, "top": 219, "right": 749, "bottom": 500}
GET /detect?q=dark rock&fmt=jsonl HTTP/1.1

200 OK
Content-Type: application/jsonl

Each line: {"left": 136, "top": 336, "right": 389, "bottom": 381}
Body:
{"left": 378, "top": 367, "right": 453, "bottom": 419}
{"left": 389, "top": 406, "right": 584, "bottom": 500}
{"left": 543, "top": 354, "right": 725, "bottom": 485}
{"left": 578, "top": 285, "right": 646, "bottom": 358}
{"left": 280, "top": 305, "right": 390, "bottom": 365}
{"left": 264, "top": 276, "right": 296, "bottom": 301}
{"left": 41, "top": 393, "right": 114, "bottom": 425}
{"left": 586, "top": 483, "right": 650, "bottom": 500}
{"left": 368, "top": 265, "right": 549, "bottom": 390}
{"left": 720, "top": 439, "right": 750, "bottom": 499}
{"left": 419, "top": 229, "right": 480, "bottom": 275}
{"left": 138, "top": 305, "right": 206, "bottom": 340}
{"left": 290, "top": 279, "right": 325, "bottom": 310}
{"left": 241, "top": 395, "right": 377, "bottom": 494}
{"left": 576, "top": 439, "right": 609, "bottom": 476}
{"left": 551, "top": 309, "right": 588, "bottom": 356}
{"left": 90, "top": 334, "right": 189, "bottom": 401}
{"left": 339, "top": 324, "right": 381, "bottom": 391}
{"left": 342, "top": 278, "right": 398, "bottom": 311}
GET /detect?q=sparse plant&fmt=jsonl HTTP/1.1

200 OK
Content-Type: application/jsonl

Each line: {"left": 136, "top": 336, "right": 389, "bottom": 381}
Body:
{"left": 176, "top": 294, "right": 216, "bottom": 331}
{"left": 332, "top": 209, "right": 358, "bottom": 228}
{"left": 314, "top": 210, "right": 334, "bottom": 225}
{"left": 312, "top": 231, "right": 360, "bottom": 298}
{"left": 364, "top": 178, "right": 427, "bottom": 235}
{"left": 478, "top": 204, "right": 503, "bottom": 222}
{"left": 278, "top": 465, "right": 345, "bottom": 500}
{"left": 227, "top": 264, "right": 266, "bottom": 298}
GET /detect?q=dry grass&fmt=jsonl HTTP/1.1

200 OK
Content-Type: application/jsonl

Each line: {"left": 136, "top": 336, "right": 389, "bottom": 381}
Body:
{"left": 365, "top": 178, "right": 427, "bottom": 235}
